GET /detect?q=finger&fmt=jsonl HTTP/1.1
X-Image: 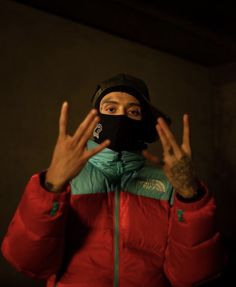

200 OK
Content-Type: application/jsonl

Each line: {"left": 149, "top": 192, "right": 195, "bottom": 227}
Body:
{"left": 156, "top": 123, "right": 172, "bottom": 155}
{"left": 181, "top": 114, "right": 192, "bottom": 156}
{"left": 59, "top": 102, "right": 69, "bottom": 139}
{"left": 73, "top": 109, "right": 98, "bottom": 141}
{"left": 142, "top": 150, "right": 161, "bottom": 164}
{"left": 77, "top": 115, "right": 100, "bottom": 148}
{"left": 157, "top": 118, "right": 183, "bottom": 158}
{"left": 85, "top": 139, "right": 111, "bottom": 159}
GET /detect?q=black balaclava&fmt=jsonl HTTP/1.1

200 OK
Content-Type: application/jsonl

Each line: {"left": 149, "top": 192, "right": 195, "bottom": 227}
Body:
{"left": 93, "top": 114, "right": 147, "bottom": 152}
{"left": 91, "top": 74, "right": 171, "bottom": 152}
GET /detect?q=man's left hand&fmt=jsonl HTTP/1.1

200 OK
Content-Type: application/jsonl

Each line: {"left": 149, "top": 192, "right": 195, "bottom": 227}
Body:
{"left": 143, "top": 114, "right": 198, "bottom": 199}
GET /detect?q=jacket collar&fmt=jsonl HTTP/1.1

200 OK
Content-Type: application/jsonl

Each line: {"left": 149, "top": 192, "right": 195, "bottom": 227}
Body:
{"left": 87, "top": 140, "right": 145, "bottom": 179}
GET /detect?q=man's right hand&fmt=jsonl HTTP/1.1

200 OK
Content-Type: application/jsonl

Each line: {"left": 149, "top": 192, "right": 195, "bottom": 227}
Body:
{"left": 45, "top": 102, "right": 110, "bottom": 192}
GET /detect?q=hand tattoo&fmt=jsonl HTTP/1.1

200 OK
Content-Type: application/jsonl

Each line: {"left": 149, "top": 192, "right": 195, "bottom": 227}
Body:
{"left": 169, "top": 156, "right": 198, "bottom": 198}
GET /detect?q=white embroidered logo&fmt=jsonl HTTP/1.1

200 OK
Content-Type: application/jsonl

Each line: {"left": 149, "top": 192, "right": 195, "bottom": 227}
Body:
{"left": 93, "top": 123, "right": 102, "bottom": 139}
{"left": 137, "top": 179, "right": 166, "bottom": 193}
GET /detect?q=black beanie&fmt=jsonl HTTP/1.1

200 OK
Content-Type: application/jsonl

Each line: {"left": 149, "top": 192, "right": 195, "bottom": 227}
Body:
{"left": 91, "top": 73, "right": 171, "bottom": 143}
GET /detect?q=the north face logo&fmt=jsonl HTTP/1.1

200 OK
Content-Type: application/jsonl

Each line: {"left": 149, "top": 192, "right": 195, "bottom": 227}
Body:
{"left": 137, "top": 179, "right": 166, "bottom": 193}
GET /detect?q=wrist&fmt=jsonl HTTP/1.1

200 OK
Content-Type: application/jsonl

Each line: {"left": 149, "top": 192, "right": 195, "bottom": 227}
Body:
{"left": 45, "top": 171, "right": 68, "bottom": 193}
{"left": 176, "top": 180, "right": 206, "bottom": 202}
{"left": 44, "top": 181, "right": 65, "bottom": 193}
{"left": 176, "top": 186, "right": 197, "bottom": 199}
{"left": 176, "top": 179, "right": 199, "bottom": 199}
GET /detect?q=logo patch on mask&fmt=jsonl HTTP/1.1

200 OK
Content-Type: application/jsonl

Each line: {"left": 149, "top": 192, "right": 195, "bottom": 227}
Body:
{"left": 137, "top": 179, "right": 166, "bottom": 193}
{"left": 93, "top": 123, "right": 102, "bottom": 139}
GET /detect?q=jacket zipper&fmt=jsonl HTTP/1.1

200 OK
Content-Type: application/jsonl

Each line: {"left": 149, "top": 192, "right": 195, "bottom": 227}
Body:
{"left": 114, "top": 188, "right": 120, "bottom": 287}
{"left": 114, "top": 152, "right": 123, "bottom": 287}
{"left": 54, "top": 193, "right": 120, "bottom": 287}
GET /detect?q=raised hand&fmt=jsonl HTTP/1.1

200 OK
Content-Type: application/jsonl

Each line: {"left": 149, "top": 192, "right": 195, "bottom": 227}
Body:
{"left": 143, "top": 114, "right": 198, "bottom": 198}
{"left": 157, "top": 114, "right": 198, "bottom": 197}
{"left": 46, "top": 102, "right": 110, "bottom": 192}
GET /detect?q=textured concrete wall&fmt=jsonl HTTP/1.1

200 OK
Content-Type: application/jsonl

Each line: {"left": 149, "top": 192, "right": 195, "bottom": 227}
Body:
{"left": 208, "top": 64, "right": 236, "bottom": 285}
{"left": 0, "top": 1, "right": 218, "bottom": 286}
{"left": 210, "top": 63, "right": 236, "bottom": 242}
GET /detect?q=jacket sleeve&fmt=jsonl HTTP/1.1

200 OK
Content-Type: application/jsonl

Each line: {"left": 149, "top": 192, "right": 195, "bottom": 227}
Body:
{"left": 1, "top": 173, "right": 70, "bottom": 279}
{"left": 164, "top": 184, "right": 226, "bottom": 287}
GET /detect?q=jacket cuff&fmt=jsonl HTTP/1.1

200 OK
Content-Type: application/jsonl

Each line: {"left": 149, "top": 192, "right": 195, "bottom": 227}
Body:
{"left": 39, "top": 171, "right": 71, "bottom": 198}
{"left": 174, "top": 181, "right": 211, "bottom": 211}
{"left": 18, "top": 172, "right": 71, "bottom": 237}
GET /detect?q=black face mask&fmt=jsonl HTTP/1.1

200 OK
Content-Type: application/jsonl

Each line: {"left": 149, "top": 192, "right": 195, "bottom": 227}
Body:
{"left": 93, "top": 114, "right": 147, "bottom": 152}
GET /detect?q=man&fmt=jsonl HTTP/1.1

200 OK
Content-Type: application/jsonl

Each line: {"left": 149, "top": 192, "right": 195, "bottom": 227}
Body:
{"left": 2, "top": 74, "right": 225, "bottom": 287}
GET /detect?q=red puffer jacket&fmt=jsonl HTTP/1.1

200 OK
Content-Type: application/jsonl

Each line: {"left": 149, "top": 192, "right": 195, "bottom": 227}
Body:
{"left": 1, "top": 145, "right": 225, "bottom": 287}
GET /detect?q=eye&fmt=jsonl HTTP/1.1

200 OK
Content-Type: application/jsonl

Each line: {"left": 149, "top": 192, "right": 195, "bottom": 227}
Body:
{"left": 128, "top": 109, "right": 142, "bottom": 119}
{"left": 130, "top": 110, "right": 140, "bottom": 115}
{"left": 104, "top": 105, "right": 117, "bottom": 113}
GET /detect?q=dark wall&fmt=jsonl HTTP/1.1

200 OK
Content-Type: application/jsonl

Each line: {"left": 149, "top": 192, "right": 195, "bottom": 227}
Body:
{"left": 1, "top": 1, "right": 234, "bottom": 286}
{"left": 208, "top": 64, "right": 236, "bottom": 286}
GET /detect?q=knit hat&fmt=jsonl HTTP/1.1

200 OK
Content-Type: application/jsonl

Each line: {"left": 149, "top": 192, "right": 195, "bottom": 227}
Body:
{"left": 91, "top": 73, "right": 171, "bottom": 143}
